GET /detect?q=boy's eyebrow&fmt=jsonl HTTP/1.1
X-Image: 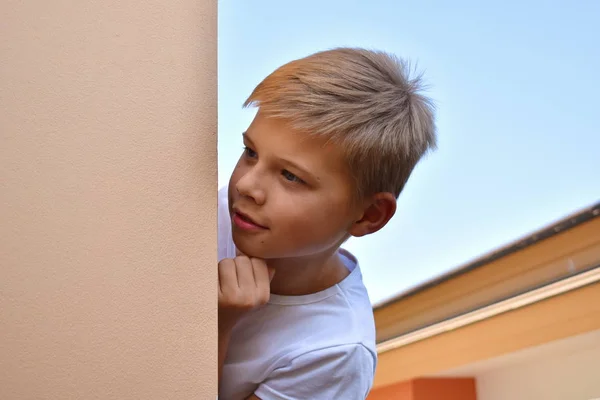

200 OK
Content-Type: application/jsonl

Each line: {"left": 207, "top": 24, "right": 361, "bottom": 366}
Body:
{"left": 242, "top": 132, "right": 255, "bottom": 146}
{"left": 242, "top": 132, "right": 320, "bottom": 183}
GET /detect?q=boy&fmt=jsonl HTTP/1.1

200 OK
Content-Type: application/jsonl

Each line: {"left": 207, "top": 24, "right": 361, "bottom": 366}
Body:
{"left": 218, "top": 47, "right": 436, "bottom": 399}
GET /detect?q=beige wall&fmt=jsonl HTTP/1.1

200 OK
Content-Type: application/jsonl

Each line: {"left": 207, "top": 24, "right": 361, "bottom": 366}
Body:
{"left": 0, "top": 1, "right": 216, "bottom": 399}
{"left": 475, "top": 329, "right": 600, "bottom": 400}
{"left": 440, "top": 329, "right": 600, "bottom": 400}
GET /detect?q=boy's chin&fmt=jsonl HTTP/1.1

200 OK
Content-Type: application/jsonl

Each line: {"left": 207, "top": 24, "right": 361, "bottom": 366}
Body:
{"left": 232, "top": 238, "right": 270, "bottom": 259}
{"left": 232, "top": 239, "right": 296, "bottom": 260}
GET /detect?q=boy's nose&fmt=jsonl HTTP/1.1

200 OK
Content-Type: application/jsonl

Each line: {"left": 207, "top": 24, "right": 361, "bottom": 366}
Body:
{"left": 235, "top": 172, "right": 266, "bottom": 206}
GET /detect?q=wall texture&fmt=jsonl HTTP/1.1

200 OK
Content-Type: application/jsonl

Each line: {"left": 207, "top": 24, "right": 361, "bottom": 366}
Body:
{"left": 475, "top": 329, "right": 600, "bottom": 400}
{"left": 0, "top": 1, "right": 217, "bottom": 398}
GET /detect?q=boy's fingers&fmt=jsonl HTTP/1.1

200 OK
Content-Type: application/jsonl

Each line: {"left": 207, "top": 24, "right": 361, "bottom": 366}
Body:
{"left": 218, "top": 259, "right": 238, "bottom": 293}
{"left": 234, "top": 256, "right": 254, "bottom": 289}
{"left": 251, "top": 258, "right": 272, "bottom": 289}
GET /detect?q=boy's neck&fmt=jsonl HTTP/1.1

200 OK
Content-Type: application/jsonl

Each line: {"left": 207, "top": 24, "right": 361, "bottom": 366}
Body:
{"left": 266, "top": 248, "right": 350, "bottom": 296}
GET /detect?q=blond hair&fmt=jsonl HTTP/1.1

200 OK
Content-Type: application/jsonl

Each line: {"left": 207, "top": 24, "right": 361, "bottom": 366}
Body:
{"left": 244, "top": 47, "right": 437, "bottom": 198}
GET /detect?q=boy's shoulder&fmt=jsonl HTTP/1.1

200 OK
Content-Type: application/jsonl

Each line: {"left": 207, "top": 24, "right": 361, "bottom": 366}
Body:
{"left": 222, "top": 267, "right": 377, "bottom": 399}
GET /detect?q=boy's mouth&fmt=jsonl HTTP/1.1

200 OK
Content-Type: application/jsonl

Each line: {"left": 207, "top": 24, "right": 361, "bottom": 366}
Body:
{"left": 232, "top": 209, "right": 268, "bottom": 231}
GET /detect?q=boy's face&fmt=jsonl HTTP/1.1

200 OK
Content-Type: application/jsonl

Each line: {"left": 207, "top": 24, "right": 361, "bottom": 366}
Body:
{"left": 228, "top": 112, "right": 361, "bottom": 260}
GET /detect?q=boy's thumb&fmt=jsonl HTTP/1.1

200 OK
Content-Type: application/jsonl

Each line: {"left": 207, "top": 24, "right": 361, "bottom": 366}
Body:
{"left": 268, "top": 267, "right": 276, "bottom": 282}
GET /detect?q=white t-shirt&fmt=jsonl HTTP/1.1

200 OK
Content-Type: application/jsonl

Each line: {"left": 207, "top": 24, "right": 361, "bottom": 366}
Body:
{"left": 218, "top": 187, "right": 378, "bottom": 400}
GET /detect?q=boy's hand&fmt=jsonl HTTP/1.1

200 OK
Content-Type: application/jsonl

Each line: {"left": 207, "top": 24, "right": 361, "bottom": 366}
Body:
{"left": 218, "top": 254, "right": 275, "bottom": 331}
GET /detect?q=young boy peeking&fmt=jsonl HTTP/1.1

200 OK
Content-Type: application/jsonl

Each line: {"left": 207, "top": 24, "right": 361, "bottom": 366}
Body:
{"left": 218, "top": 48, "right": 436, "bottom": 399}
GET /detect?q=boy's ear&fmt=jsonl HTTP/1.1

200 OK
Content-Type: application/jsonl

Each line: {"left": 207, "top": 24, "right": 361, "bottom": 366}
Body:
{"left": 349, "top": 192, "right": 396, "bottom": 238}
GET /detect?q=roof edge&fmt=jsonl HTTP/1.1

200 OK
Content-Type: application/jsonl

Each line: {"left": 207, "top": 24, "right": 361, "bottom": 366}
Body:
{"left": 373, "top": 200, "right": 600, "bottom": 310}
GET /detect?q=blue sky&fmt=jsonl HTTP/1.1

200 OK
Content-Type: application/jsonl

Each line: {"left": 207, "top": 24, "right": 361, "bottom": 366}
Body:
{"left": 218, "top": 0, "right": 600, "bottom": 305}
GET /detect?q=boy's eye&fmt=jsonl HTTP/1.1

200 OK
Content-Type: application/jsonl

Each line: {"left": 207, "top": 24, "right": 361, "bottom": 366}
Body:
{"left": 282, "top": 170, "right": 304, "bottom": 184}
{"left": 243, "top": 146, "right": 257, "bottom": 159}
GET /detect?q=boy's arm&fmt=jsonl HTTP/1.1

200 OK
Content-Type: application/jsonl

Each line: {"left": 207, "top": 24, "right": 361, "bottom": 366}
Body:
{"left": 217, "top": 325, "right": 233, "bottom": 386}
{"left": 218, "top": 255, "right": 274, "bottom": 387}
{"left": 248, "top": 344, "right": 375, "bottom": 400}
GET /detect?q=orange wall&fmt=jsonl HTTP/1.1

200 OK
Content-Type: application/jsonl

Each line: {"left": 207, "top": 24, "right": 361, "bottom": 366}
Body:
{"left": 0, "top": 1, "right": 217, "bottom": 398}
{"left": 368, "top": 380, "right": 414, "bottom": 399}
{"left": 369, "top": 378, "right": 477, "bottom": 400}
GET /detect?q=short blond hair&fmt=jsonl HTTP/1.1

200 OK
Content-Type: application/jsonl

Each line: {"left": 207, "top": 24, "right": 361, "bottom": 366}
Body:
{"left": 244, "top": 47, "right": 437, "bottom": 198}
